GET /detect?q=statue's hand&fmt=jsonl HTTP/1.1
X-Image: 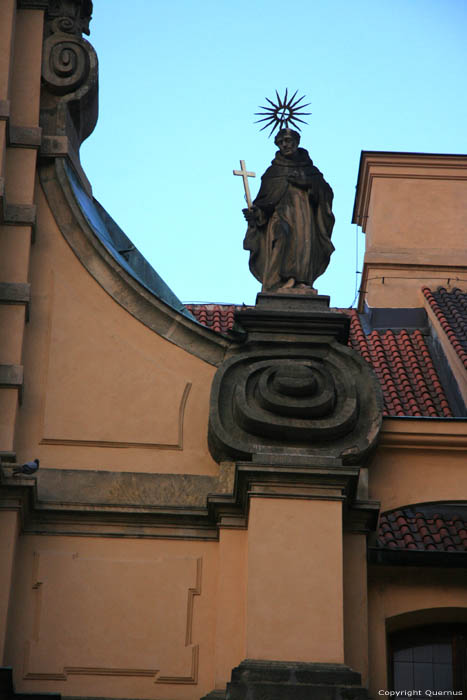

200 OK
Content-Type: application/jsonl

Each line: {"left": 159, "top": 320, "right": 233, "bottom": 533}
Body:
{"left": 243, "top": 206, "right": 259, "bottom": 223}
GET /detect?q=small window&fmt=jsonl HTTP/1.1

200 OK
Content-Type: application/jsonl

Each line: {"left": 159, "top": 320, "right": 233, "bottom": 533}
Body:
{"left": 389, "top": 625, "right": 467, "bottom": 695}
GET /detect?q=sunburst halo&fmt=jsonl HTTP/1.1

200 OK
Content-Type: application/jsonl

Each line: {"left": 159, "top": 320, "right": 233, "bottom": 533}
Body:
{"left": 254, "top": 89, "right": 311, "bottom": 137}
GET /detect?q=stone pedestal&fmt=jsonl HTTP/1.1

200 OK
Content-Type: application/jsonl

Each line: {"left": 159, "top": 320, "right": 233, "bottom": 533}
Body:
{"left": 225, "top": 660, "right": 370, "bottom": 700}
{"left": 209, "top": 293, "right": 382, "bottom": 466}
{"left": 206, "top": 292, "right": 382, "bottom": 700}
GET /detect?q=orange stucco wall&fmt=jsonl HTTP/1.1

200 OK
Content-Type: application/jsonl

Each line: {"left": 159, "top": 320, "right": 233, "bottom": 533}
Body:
{"left": 369, "top": 445, "right": 467, "bottom": 513}
{"left": 354, "top": 153, "right": 467, "bottom": 309}
{"left": 5, "top": 534, "right": 220, "bottom": 699}
{"left": 13, "top": 182, "right": 219, "bottom": 475}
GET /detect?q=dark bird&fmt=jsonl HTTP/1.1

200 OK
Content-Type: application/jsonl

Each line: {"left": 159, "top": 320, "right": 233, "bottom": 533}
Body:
{"left": 13, "top": 458, "right": 39, "bottom": 476}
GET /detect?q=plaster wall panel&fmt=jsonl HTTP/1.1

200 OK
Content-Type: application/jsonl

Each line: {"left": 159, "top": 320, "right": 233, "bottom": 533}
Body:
{"left": 0, "top": 510, "right": 19, "bottom": 662}
{"left": 368, "top": 567, "right": 467, "bottom": 694}
{"left": 9, "top": 10, "right": 43, "bottom": 127}
{"left": 366, "top": 177, "right": 467, "bottom": 255}
{"left": 5, "top": 148, "right": 37, "bottom": 204}
{"left": 0, "top": 306, "right": 26, "bottom": 364}
{"left": 0, "top": 391, "right": 18, "bottom": 450}
{"left": 0, "top": 226, "right": 31, "bottom": 282}
{"left": 0, "top": 0, "right": 16, "bottom": 100}
{"left": 15, "top": 185, "right": 219, "bottom": 474}
{"left": 41, "top": 271, "right": 191, "bottom": 447}
{"left": 214, "top": 528, "right": 247, "bottom": 688}
{"left": 362, "top": 267, "right": 467, "bottom": 310}
{"left": 0, "top": 0, "right": 15, "bottom": 100}
{"left": 343, "top": 533, "right": 368, "bottom": 685}
{"left": 368, "top": 446, "right": 467, "bottom": 513}
{"left": 6, "top": 536, "right": 218, "bottom": 699}
{"left": 246, "top": 497, "right": 344, "bottom": 663}
{"left": 0, "top": 121, "right": 7, "bottom": 181}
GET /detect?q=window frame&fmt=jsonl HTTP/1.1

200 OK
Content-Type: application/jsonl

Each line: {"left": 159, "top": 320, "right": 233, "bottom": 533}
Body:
{"left": 388, "top": 623, "right": 467, "bottom": 694}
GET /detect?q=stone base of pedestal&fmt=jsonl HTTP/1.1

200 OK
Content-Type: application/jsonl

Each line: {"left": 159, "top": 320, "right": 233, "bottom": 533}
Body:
{"left": 224, "top": 660, "right": 370, "bottom": 700}
{"left": 0, "top": 667, "right": 61, "bottom": 699}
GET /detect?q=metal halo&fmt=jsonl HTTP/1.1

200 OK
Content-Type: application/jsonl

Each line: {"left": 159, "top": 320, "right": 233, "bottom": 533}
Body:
{"left": 254, "top": 89, "right": 311, "bottom": 137}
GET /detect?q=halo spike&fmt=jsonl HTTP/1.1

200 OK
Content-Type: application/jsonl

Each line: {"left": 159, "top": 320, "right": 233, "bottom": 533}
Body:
{"left": 287, "top": 89, "right": 298, "bottom": 107}
{"left": 259, "top": 118, "right": 277, "bottom": 132}
{"left": 289, "top": 94, "right": 307, "bottom": 109}
{"left": 255, "top": 115, "right": 278, "bottom": 124}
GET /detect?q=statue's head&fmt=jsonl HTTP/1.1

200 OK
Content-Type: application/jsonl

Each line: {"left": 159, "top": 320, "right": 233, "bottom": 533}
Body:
{"left": 274, "top": 128, "right": 300, "bottom": 157}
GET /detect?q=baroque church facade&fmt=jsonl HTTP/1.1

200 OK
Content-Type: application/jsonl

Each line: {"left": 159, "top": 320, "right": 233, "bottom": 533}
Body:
{"left": 1, "top": 2, "right": 467, "bottom": 699}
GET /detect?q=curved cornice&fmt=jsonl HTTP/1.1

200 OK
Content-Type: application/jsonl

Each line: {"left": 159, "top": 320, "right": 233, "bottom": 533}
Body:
{"left": 39, "top": 158, "right": 232, "bottom": 366}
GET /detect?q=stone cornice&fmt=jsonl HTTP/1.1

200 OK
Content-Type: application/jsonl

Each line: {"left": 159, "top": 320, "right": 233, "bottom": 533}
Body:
{"left": 0, "top": 460, "right": 364, "bottom": 540}
{"left": 379, "top": 416, "right": 467, "bottom": 450}
{"left": 368, "top": 547, "right": 467, "bottom": 568}
{"left": 17, "top": 0, "right": 49, "bottom": 8}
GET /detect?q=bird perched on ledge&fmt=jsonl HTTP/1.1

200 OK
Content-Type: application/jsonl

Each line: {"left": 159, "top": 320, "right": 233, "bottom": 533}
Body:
{"left": 13, "top": 458, "right": 39, "bottom": 476}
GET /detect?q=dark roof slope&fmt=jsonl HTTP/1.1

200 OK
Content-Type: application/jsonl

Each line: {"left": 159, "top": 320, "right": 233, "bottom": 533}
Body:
{"left": 423, "top": 286, "right": 467, "bottom": 369}
{"left": 186, "top": 303, "right": 453, "bottom": 418}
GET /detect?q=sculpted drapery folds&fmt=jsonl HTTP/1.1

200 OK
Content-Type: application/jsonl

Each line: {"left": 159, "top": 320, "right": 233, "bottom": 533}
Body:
{"left": 243, "top": 129, "right": 335, "bottom": 292}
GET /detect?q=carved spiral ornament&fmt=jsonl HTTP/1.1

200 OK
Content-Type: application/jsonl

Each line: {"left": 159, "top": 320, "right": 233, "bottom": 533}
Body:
{"left": 42, "top": 35, "right": 90, "bottom": 95}
{"left": 208, "top": 346, "right": 382, "bottom": 465}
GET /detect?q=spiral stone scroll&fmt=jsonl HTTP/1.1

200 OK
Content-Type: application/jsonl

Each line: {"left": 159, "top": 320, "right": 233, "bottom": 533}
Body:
{"left": 208, "top": 343, "right": 382, "bottom": 466}
{"left": 40, "top": 0, "right": 98, "bottom": 150}
{"left": 42, "top": 35, "right": 91, "bottom": 95}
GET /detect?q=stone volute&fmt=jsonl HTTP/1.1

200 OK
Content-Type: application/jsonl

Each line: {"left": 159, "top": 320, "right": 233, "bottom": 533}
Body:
{"left": 208, "top": 292, "right": 383, "bottom": 468}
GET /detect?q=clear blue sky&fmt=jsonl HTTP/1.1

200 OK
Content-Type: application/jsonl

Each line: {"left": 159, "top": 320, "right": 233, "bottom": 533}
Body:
{"left": 80, "top": 0, "right": 467, "bottom": 308}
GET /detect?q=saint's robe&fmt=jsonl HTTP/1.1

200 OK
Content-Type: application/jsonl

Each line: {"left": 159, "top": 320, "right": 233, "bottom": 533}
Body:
{"left": 244, "top": 147, "right": 335, "bottom": 291}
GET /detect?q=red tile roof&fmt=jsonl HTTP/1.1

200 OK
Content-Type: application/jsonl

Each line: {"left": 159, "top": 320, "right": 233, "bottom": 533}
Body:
{"left": 378, "top": 507, "right": 467, "bottom": 552}
{"left": 346, "top": 309, "right": 452, "bottom": 418}
{"left": 187, "top": 303, "right": 453, "bottom": 418}
{"left": 185, "top": 304, "right": 237, "bottom": 335}
{"left": 423, "top": 286, "right": 467, "bottom": 369}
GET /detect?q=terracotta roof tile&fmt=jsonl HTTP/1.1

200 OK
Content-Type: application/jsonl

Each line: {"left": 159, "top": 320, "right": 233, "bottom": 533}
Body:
{"left": 423, "top": 286, "right": 467, "bottom": 369}
{"left": 185, "top": 304, "right": 238, "bottom": 335}
{"left": 378, "top": 506, "right": 467, "bottom": 552}
{"left": 346, "top": 309, "right": 453, "bottom": 418}
{"left": 187, "top": 303, "right": 454, "bottom": 418}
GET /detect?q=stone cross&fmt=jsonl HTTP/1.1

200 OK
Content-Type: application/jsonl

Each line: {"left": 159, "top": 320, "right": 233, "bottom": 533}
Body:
{"left": 233, "top": 160, "right": 255, "bottom": 209}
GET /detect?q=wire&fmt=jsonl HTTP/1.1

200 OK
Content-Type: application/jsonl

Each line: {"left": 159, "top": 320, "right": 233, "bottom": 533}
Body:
{"left": 349, "top": 223, "right": 361, "bottom": 308}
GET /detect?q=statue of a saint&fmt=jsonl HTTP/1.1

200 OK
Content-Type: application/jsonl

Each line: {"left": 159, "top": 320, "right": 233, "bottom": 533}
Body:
{"left": 243, "top": 128, "right": 335, "bottom": 292}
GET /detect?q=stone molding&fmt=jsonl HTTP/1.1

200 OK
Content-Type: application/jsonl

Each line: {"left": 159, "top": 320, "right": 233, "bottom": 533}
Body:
{"left": 0, "top": 282, "right": 31, "bottom": 320}
{"left": 380, "top": 417, "right": 467, "bottom": 450}
{"left": 17, "top": 0, "right": 50, "bottom": 8}
{"left": 0, "top": 459, "right": 368, "bottom": 540}
{"left": 0, "top": 364, "right": 24, "bottom": 403}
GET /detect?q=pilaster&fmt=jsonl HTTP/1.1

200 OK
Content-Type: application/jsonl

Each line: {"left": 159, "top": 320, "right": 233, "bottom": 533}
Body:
{"left": 206, "top": 292, "right": 383, "bottom": 699}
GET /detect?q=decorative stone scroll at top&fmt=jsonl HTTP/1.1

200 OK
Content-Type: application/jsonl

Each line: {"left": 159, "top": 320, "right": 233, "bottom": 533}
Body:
{"left": 40, "top": 0, "right": 98, "bottom": 153}
{"left": 208, "top": 295, "right": 383, "bottom": 466}
{"left": 45, "top": 0, "right": 93, "bottom": 38}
